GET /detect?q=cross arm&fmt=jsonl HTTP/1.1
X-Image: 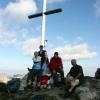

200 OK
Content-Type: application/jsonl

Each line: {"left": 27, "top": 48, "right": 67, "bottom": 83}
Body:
{"left": 28, "top": 13, "right": 43, "bottom": 19}
{"left": 44, "top": 8, "right": 62, "bottom": 15}
{"left": 28, "top": 8, "right": 62, "bottom": 19}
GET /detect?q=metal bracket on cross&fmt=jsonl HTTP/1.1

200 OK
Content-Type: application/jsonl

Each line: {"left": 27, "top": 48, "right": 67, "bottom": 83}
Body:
{"left": 28, "top": 0, "right": 62, "bottom": 47}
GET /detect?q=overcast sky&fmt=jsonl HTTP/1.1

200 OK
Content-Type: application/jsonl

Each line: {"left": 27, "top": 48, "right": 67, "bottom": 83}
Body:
{"left": 0, "top": 0, "right": 100, "bottom": 76}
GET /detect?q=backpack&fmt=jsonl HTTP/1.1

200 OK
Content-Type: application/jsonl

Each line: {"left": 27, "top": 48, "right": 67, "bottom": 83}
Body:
{"left": 7, "top": 78, "right": 20, "bottom": 93}
{"left": 0, "top": 82, "right": 8, "bottom": 93}
{"left": 41, "top": 75, "right": 50, "bottom": 86}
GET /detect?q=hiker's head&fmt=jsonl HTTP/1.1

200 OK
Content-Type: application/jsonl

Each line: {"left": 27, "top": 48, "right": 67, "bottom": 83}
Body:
{"left": 39, "top": 45, "right": 43, "bottom": 51}
{"left": 54, "top": 52, "right": 58, "bottom": 58}
{"left": 34, "top": 51, "right": 38, "bottom": 57}
{"left": 44, "top": 51, "right": 47, "bottom": 57}
{"left": 42, "top": 50, "right": 47, "bottom": 57}
{"left": 71, "top": 59, "right": 77, "bottom": 65}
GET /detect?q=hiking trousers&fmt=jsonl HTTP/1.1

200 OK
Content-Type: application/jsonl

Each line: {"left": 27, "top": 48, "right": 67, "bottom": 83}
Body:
{"left": 27, "top": 69, "right": 43, "bottom": 84}
{"left": 52, "top": 69, "right": 65, "bottom": 86}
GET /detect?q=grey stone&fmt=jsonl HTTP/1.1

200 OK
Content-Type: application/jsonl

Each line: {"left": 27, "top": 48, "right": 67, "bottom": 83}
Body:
{"left": 75, "top": 86, "right": 98, "bottom": 100}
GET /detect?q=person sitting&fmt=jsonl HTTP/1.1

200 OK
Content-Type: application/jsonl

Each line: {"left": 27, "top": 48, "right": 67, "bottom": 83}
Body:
{"left": 50, "top": 52, "right": 65, "bottom": 86}
{"left": 27, "top": 50, "right": 49, "bottom": 90}
{"left": 27, "top": 51, "right": 42, "bottom": 89}
{"left": 40, "top": 74, "right": 52, "bottom": 89}
{"left": 41, "top": 50, "right": 49, "bottom": 71}
{"left": 63, "top": 59, "right": 84, "bottom": 98}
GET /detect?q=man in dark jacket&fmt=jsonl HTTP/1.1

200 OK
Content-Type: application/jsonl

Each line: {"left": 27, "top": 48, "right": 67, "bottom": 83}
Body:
{"left": 38, "top": 45, "right": 49, "bottom": 69}
{"left": 63, "top": 59, "right": 84, "bottom": 98}
{"left": 38, "top": 45, "right": 45, "bottom": 57}
{"left": 50, "top": 52, "right": 65, "bottom": 86}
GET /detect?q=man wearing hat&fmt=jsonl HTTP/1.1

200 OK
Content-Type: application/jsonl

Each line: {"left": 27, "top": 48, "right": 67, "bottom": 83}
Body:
{"left": 38, "top": 45, "right": 45, "bottom": 57}
{"left": 50, "top": 52, "right": 65, "bottom": 86}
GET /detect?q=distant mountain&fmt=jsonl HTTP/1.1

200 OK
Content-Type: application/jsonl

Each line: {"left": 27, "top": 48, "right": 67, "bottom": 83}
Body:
{"left": 0, "top": 74, "right": 11, "bottom": 83}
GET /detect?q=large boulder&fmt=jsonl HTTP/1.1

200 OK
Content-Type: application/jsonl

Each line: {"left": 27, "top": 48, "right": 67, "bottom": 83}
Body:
{"left": 95, "top": 68, "right": 100, "bottom": 79}
{"left": 0, "top": 74, "right": 10, "bottom": 84}
{"left": 75, "top": 76, "right": 100, "bottom": 100}
{"left": 7, "top": 78, "right": 20, "bottom": 93}
{"left": 75, "top": 86, "right": 98, "bottom": 100}
{"left": 0, "top": 82, "right": 8, "bottom": 93}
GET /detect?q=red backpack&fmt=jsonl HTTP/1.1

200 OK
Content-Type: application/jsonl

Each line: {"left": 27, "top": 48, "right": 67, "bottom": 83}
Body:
{"left": 41, "top": 75, "right": 50, "bottom": 86}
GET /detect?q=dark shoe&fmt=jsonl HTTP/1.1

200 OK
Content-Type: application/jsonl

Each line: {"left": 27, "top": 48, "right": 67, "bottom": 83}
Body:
{"left": 62, "top": 91, "right": 72, "bottom": 99}
{"left": 27, "top": 67, "right": 32, "bottom": 72}
{"left": 35, "top": 86, "right": 41, "bottom": 91}
{"left": 54, "top": 83, "right": 60, "bottom": 87}
{"left": 24, "top": 84, "right": 34, "bottom": 90}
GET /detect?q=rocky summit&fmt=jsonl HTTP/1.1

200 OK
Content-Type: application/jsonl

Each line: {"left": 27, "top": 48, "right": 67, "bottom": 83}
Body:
{"left": 0, "top": 76, "right": 100, "bottom": 100}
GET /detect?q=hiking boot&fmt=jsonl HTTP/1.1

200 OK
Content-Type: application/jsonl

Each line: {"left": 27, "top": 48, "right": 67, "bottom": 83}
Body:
{"left": 24, "top": 84, "right": 34, "bottom": 90}
{"left": 62, "top": 91, "right": 72, "bottom": 99}
{"left": 35, "top": 86, "right": 41, "bottom": 91}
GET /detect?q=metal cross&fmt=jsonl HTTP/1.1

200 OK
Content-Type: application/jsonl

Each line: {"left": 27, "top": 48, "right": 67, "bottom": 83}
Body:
{"left": 28, "top": 0, "right": 62, "bottom": 47}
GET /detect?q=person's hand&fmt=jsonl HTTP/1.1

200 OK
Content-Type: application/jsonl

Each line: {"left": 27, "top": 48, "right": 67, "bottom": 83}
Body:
{"left": 72, "top": 78, "right": 76, "bottom": 82}
{"left": 59, "top": 66, "right": 63, "bottom": 71}
{"left": 53, "top": 70, "right": 56, "bottom": 73}
{"left": 59, "top": 66, "right": 62, "bottom": 69}
{"left": 27, "top": 67, "right": 31, "bottom": 71}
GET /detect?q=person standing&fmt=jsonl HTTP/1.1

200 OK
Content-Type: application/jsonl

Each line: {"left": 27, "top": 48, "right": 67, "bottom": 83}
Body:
{"left": 38, "top": 45, "right": 45, "bottom": 57}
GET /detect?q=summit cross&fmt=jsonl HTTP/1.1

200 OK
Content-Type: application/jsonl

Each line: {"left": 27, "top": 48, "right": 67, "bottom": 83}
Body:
{"left": 28, "top": 0, "right": 62, "bottom": 47}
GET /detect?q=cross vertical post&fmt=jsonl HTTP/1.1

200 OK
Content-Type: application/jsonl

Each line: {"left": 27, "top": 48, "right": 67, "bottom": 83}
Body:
{"left": 41, "top": 0, "right": 46, "bottom": 46}
{"left": 28, "top": 0, "right": 62, "bottom": 47}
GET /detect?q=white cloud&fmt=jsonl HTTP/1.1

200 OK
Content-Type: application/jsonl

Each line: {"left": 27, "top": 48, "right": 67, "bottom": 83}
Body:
{"left": 95, "top": 0, "right": 100, "bottom": 17}
{"left": 0, "top": 23, "right": 17, "bottom": 45}
{"left": 0, "top": 38, "right": 16, "bottom": 45}
{"left": 18, "top": 37, "right": 98, "bottom": 60}
{"left": 51, "top": 43, "right": 98, "bottom": 60}
{"left": 0, "top": 27, "right": 17, "bottom": 38}
{"left": 4, "top": 0, "right": 37, "bottom": 22}
{"left": 18, "top": 37, "right": 41, "bottom": 56}
{"left": 47, "top": 0, "right": 65, "bottom": 4}
{"left": 0, "top": 0, "right": 37, "bottom": 31}
{"left": 76, "top": 36, "right": 83, "bottom": 41}
{"left": 56, "top": 35, "right": 64, "bottom": 41}
{"left": 0, "top": 0, "right": 38, "bottom": 45}
{"left": 36, "top": 25, "right": 42, "bottom": 32}
{"left": 73, "top": 36, "right": 84, "bottom": 44}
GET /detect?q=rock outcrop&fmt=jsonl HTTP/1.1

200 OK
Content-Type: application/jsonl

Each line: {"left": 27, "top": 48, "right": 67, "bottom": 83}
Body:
{"left": 0, "top": 76, "right": 100, "bottom": 100}
{"left": 75, "top": 76, "right": 100, "bottom": 100}
{"left": 95, "top": 68, "right": 100, "bottom": 79}
{"left": 0, "top": 74, "right": 10, "bottom": 83}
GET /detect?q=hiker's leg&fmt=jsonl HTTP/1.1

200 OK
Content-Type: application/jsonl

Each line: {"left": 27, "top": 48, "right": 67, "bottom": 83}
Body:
{"left": 37, "top": 69, "right": 43, "bottom": 86}
{"left": 58, "top": 69, "right": 65, "bottom": 84}
{"left": 26, "top": 72, "right": 30, "bottom": 83}
{"left": 69, "top": 79, "right": 79, "bottom": 92}
{"left": 27, "top": 71, "right": 33, "bottom": 84}
{"left": 27, "top": 69, "right": 36, "bottom": 85}
{"left": 31, "top": 69, "right": 37, "bottom": 84}
{"left": 62, "top": 82, "right": 73, "bottom": 98}
{"left": 52, "top": 72, "right": 58, "bottom": 86}
{"left": 62, "top": 77, "right": 72, "bottom": 98}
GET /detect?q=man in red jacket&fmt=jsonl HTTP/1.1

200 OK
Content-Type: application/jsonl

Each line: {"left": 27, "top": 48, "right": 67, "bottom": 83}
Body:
{"left": 50, "top": 52, "right": 65, "bottom": 86}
